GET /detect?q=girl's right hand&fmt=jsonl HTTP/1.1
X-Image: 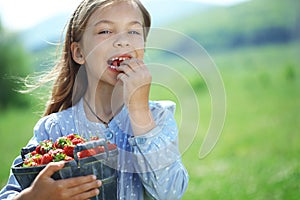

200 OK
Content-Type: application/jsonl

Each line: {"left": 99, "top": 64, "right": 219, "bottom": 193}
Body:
{"left": 14, "top": 161, "right": 102, "bottom": 200}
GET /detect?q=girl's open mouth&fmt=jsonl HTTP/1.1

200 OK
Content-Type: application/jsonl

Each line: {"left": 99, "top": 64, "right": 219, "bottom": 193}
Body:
{"left": 107, "top": 55, "right": 132, "bottom": 69}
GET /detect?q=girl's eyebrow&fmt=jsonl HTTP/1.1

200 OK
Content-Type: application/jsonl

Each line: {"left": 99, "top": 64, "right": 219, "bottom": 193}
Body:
{"left": 128, "top": 20, "right": 143, "bottom": 27}
{"left": 94, "top": 20, "right": 114, "bottom": 27}
{"left": 94, "top": 19, "right": 143, "bottom": 27}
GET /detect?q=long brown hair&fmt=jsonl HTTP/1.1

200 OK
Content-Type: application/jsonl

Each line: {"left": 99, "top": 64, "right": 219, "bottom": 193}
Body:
{"left": 32, "top": 0, "right": 151, "bottom": 116}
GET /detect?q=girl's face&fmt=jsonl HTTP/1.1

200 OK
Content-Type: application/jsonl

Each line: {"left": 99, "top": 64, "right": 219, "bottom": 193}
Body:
{"left": 76, "top": 1, "right": 145, "bottom": 86}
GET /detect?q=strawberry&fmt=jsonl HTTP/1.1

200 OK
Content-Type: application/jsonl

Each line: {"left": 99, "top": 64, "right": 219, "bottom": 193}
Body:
{"left": 23, "top": 160, "right": 38, "bottom": 167}
{"left": 108, "top": 143, "right": 117, "bottom": 151}
{"left": 30, "top": 150, "right": 38, "bottom": 156}
{"left": 41, "top": 153, "right": 53, "bottom": 165}
{"left": 66, "top": 133, "right": 80, "bottom": 141}
{"left": 35, "top": 146, "right": 42, "bottom": 154}
{"left": 22, "top": 159, "right": 31, "bottom": 167}
{"left": 94, "top": 143, "right": 116, "bottom": 154}
{"left": 77, "top": 149, "right": 97, "bottom": 159}
{"left": 64, "top": 156, "right": 74, "bottom": 161}
{"left": 23, "top": 154, "right": 41, "bottom": 167}
{"left": 66, "top": 134, "right": 86, "bottom": 145}
{"left": 50, "top": 149, "right": 67, "bottom": 162}
{"left": 32, "top": 154, "right": 42, "bottom": 165}
{"left": 36, "top": 140, "right": 53, "bottom": 155}
{"left": 21, "top": 134, "right": 116, "bottom": 167}
{"left": 71, "top": 137, "right": 85, "bottom": 145}
{"left": 94, "top": 146, "right": 105, "bottom": 154}
{"left": 53, "top": 136, "right": 72, "bottom": 149}
{"left": 90, "top": 136, "right": 99, "bottom": 141}
{"left": 63, "top": 145, "right": 75, "bottom": 157}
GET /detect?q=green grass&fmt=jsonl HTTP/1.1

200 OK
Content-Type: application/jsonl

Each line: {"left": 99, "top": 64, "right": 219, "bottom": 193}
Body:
{"left": 0, "top": 108, "right": 40, "bottom": 187}
{"left": 180, "top": 41, "right": 300, "bottom": 199}
{"left": 1, "top": 42, "right": 299, "bottom": 199}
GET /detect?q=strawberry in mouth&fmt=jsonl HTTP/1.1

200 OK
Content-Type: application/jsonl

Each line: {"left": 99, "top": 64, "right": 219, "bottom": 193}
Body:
{"left": 107, "top": 55, "right": 132, "bottom": 70}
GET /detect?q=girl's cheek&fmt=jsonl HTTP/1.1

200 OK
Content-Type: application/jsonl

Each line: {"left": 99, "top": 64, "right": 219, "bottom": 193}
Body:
{"left": 136, "top": 49, "right": 145, "bottom": 60}
{"left": 134, "top": 40, "right": 145, "bottom": 59}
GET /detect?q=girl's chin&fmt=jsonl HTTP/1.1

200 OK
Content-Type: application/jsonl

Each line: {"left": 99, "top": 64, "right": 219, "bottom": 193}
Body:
{"left": 97, "top": 78, "right": 118, "bottom": 88}
{"left": 99, "top": 67, "right": 121, "bottom": 86}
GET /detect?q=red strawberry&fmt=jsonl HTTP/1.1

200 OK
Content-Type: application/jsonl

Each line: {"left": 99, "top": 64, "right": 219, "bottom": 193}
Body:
{"left": 23, "top": 160, "right": 38, "bottom": 167}
{"left": 94, "top": 143, "right": 117, "bottom": 154}
{"left": 77, "top": 149, "right": 97, "bottom": 159}
{"left": 53, "top": 136, "right": 72, "bottom": 149}
{"left": 94, "top": 146, "right": 105, "bottom": 154}
{"left": 30, "top": 150, "right": 38, "bottom": 156}
{"left": 41, "top": 153, "right": 53, "bottom": 165}
{"left": 64, "top": 156, "right": 74, "bottom": 161}
{"left": 35, "top": 146, "right": 42, "bottom": 154}
{"left": 66, "top": 133, "right": 83, "bottom": 141}
{"left": 36, "top": 140, "right": 53, "bottom": 155}
{"left": 50, "top": 149, "right": 67, "bottom": 162}
{"left": 71, "top": 137, "right": 85, "bottom": 145}
{"left": 65, "top": 134, "right": 86, "bottom": 145}
{"left": 63, "top": 145, "right": 75, "bottom": 157}
{"left": 31, "top": 154, "right": 42, "bottom": 165}
{"left": 108, "top": 143, "right": 117, "bottom": 151}
{"left": 23, "top": 159, "right": 32, "bottom": 167}
{"left": 22, "top": 134, "right": 112, "bottom": 167}
{"left": 90, "top": 136, "right": 99, "bottom": 141}
{"left": 23, "top": 155, "right": 41, "bottom": 167}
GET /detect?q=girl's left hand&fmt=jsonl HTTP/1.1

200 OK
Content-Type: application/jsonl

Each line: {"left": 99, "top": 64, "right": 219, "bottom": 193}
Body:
{"left": 116, "top": 58, "right": 152, "bottom": 109}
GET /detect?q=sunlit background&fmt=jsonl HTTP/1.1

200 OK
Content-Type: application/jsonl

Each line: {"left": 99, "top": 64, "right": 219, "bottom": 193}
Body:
{"left": 0, "top": 0, "right": 249, "bottom": 31}
{"left": 0, "top": 0, "right": 299, "bottom": 199}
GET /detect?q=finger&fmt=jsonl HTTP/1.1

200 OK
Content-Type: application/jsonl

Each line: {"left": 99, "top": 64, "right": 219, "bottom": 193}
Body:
{"left": 58, "top": 175, "right": 98, "bottom": 189}
{"left": 68, "top": 179, "right": 102, "bottom": 196}
{"left": 116, "top": 64, "right": 132, "bottom": 74}
{"left": 39, "top": 161, "right": 65, "bottom": 178}
{"left": 120, "top": 58, "right": 144, "bottom": 71}
{"left": 72, "top": 188, "right": 100, "bottom": 200}
{"left": 117, "top": 72, "right": 129, "bottom": 81}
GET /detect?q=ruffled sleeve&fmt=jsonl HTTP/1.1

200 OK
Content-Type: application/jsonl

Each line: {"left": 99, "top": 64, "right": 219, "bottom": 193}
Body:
{"left": 33, "top": 114, "right": 64, "bottom": 142}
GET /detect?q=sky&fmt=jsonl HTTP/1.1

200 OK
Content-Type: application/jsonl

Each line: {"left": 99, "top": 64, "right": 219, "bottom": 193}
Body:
{"left": 0, "top": 0, "right": 249, "bottom": 31}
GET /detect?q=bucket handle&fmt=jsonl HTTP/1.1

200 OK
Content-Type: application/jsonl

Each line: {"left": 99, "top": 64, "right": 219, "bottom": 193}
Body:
{"left": 21, "top": 146, "right": 37, "bottom": 161}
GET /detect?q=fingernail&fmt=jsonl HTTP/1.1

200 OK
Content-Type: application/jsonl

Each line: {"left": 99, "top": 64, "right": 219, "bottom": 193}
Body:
{"left": 97, "top": 180, "right": 102, "bottom": 186}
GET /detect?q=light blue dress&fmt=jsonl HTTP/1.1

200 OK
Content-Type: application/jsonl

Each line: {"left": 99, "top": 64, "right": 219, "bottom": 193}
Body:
{"left": 0, "top": 99, "right": 189, "bottom": 200}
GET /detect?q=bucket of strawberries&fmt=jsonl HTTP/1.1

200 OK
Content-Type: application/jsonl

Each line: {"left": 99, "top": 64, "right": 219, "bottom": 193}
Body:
{"left": 12, "top": 133, "right": 118, "bottom": 200}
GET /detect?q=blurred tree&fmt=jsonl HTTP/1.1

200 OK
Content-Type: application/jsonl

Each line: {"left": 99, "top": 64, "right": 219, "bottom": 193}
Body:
{"left": 0, "top": 18, "right": 32, "bottom": 109}
{"left": 168, "top": 0, "right": 300, "bottom": 52}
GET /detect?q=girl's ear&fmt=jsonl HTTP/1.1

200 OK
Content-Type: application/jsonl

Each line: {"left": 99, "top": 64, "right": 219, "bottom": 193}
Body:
{"left": 71, "top": 42, "right": 85, "bottom": 65}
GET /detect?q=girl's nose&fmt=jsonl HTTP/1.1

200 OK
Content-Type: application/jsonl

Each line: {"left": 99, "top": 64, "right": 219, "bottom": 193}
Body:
{"left": 113, "top": 33, "right": 130, "bottom": 48}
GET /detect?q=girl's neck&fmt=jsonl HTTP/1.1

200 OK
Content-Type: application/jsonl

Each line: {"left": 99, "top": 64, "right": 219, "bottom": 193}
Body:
{"left": 84, "top": 81, "right": 123, "bottom": 123}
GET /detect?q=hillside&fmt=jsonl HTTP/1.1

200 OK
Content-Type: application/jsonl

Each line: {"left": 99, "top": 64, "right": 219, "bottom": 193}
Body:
{"left": 19, "top": 0, "right": 211, "bottom": 52}
{"left": 21, "top": 0, "right": 300, "bottom": 71}
{"left": 167, "top": 0, "right": 300, "bottom": 52}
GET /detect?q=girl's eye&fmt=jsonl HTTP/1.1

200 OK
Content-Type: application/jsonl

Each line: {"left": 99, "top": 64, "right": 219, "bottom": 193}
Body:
{"left": 128, "top": 30, "right": 141, "bottom": 35}
{"left": 98, "top": 30, "right": 112, "bottom": 34}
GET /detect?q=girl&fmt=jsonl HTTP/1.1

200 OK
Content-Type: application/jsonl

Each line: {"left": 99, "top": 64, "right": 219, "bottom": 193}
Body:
{"left": 0, "top": 0, "right": 189, "bottom": 199}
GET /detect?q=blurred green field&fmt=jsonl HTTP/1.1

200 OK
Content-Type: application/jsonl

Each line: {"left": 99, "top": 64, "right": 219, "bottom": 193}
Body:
{"left": 180, "top": 41, "right": 300, "bottom": 199}
{"left": 1, "top": 41, "right": 299, "bottom": 199}
{"left": 0, "top": 109, "right": 39, "bottom": 186}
